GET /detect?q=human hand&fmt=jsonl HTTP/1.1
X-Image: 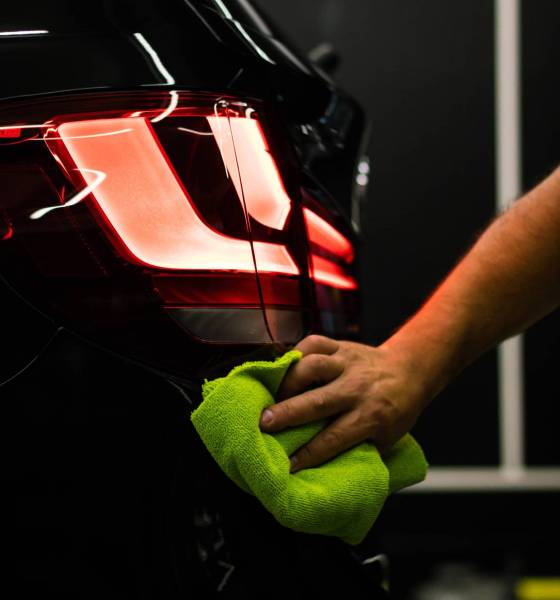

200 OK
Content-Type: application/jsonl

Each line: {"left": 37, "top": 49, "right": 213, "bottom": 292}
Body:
{"left": 259, "top": 334, "right": 430, "bottom": 472}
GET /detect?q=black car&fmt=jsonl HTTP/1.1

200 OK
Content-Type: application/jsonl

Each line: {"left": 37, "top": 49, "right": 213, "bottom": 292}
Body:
{"left": 1, "top": 1, "right": 379, "bottom": 596}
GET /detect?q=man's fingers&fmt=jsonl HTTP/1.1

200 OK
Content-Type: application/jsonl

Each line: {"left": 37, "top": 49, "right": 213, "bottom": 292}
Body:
{"left": 260, "top": 383, "right": 347, "bottom": 432}
{"left": 277, "top": 353, "right": 344, "bottom": 400}
{"left": 294, "top": 334, "right": 339, "bottom": 357}
{"left": 289, "top": 412, "right": 366, "bottom": 473}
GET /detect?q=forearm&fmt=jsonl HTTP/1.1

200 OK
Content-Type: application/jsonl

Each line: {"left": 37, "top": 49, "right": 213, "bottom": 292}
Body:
{"left": 261, "top": 168, "right": 560, "bottom": 469}
{"left": 385, "top": 166, "right": 560, "bottom": 402}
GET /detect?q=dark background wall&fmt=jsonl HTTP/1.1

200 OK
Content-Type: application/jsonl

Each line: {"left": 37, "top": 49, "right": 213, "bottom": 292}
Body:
{"left": 521, "top": 0, "right": 560, "bottom": 466}
{"left": 255, "top": 0, "right": 559, "bottom": 595}
{"left": 257, "top": 0, "right": 500, "bottom": 466}
{"left": 254, "top": 0, "right": 560, "bottom": 467}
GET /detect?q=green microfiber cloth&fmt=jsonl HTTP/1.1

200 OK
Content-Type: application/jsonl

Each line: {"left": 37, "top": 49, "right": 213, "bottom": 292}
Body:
{"left": 191, "top": 350, "right": 428, "bottom": 545}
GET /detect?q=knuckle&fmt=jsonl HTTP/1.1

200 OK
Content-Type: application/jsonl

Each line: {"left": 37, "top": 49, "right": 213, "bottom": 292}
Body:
{"left": 330, "top": 354, "right": 346, "bottom": 374}
{"left": 299, "top": 444, "right": 313, "bottom": 459}
{"left": 343, "top": 375, "right": 369, "bottom": 402}
{"left": 272, "top": 400, "right": 292, "bottom": 425}
{"left": 307, "top": 353, "right": 329, "bottom": 372}
{"left": 303, "top": 334, "right": 324, "bottom": 351}
{"left": 377, "top": 395, "right": 400, "bottom": 418}
{"left": 321, "top": 428, "right": 344, "bottom": 450}
{"left": 311, "top": 390, "right": 329, "bottom": 413}
{"left": 341, "top": 342, "right": 359, "bottom": 360}
{"left": 366, "top": 395, "right": 402, "bottom": 429}
{"left": 297, "top": 334, "right": 339, "bottom": 357}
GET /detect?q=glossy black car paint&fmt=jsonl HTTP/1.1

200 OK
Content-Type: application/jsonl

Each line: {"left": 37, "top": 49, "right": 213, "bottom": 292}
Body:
{"left": 1, "top": 1, "right": 377, "bottom": 596}
{"left": 1, "top": 0, "right": 365, "bottom": 382}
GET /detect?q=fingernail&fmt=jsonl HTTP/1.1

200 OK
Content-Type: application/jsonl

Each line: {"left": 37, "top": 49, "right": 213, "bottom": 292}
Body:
{"left": 260, "top": 409, "right": 274, "bottom": 426}
{"left": 290, "top": 455, "right": 299, "bottom": 472}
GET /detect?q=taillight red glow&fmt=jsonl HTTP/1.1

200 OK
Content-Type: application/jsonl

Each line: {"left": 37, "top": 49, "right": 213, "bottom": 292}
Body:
{"left": 55, "top": 116, "right": 298, "bottom": 274}
{"left": 310, "top": 254, "right": 357, "bottom": 290}
{"left": 303, "top": 207, "right": 355, "bottom": 263}
{"left": 0, "top": 90, "right": 359, "bottom": 352}
{"left": 0, "top": 126, "right": 21, "bottom": 138}
{"left": 207, "top": 116, "right": 292, "bottom": 230}
{"left": 302, "top": 207, "right": 357, "bottom": 290}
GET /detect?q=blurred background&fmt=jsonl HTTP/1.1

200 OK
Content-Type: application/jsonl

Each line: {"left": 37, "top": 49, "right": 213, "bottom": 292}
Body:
{"left": 255, "top": 0, "right": 560, "bottom": 598}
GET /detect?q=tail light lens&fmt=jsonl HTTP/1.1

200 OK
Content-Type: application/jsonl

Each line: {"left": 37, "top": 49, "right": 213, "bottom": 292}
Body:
{"left": 0, "top": 91, "right": 358, "bottom": 376}
{"left": 51, "top": 115, "right": 297, "bottom": 274}
{"left": 303, "top": 207, "right": 356, "bottom": 290}
{"left": 300, "top": 189, "right": 360, "bottom": 338}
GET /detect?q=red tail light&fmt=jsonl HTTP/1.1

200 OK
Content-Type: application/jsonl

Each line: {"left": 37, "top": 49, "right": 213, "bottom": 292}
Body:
{"left": 49, "top": 116, "right": 297, "bottom": 274}
{"left": 0, "top": 91, "right": 359, "bottom": 374}
{"left": 303, "top": 207, "right": 357, "bottom": 290}
{"left": 207, "top": 116, "right": 292, "bottom": 231}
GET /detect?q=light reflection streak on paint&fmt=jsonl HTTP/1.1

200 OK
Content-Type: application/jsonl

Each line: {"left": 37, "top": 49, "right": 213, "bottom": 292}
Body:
{"left": 232, "top": 21, "right": 274, "bottom": 64}
{"left": 0, "top": 124, "right": 133, "bottom": 141}
{"left": 133, "top": 32, "right": 175, "bottom": 85}
{"left": 150, "top": 91, "right": 178, "bottom": 123}
{"left": 41, "top": 128, "right": 133, "bottom": 141}
{"left": 177, "top": 127, "right": 214, "bottom": 136}
{"left": 212, "top": 101, "right": 230, "bottom": 180}
{"left": 50, "top": 151, "right": 66, "bottom": 172}
{"left": 0, "top": 124, "right": 52, "bottom": 131}
{"left": 29, "top": 168, "right": 106, "bottom": 220}
{"left": 212, "top": 0, "right": 274, "bottom": 64}
{"left": 213, "top": 0, "right": 233, "bottom": 18}
{"left": 0, "top": 30, "right": 49, "bottom": 37}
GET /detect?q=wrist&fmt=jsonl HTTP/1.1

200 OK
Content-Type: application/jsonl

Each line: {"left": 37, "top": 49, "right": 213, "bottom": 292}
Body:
{"left": 380, "top": 306, "right": 470, "bottom": 406}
